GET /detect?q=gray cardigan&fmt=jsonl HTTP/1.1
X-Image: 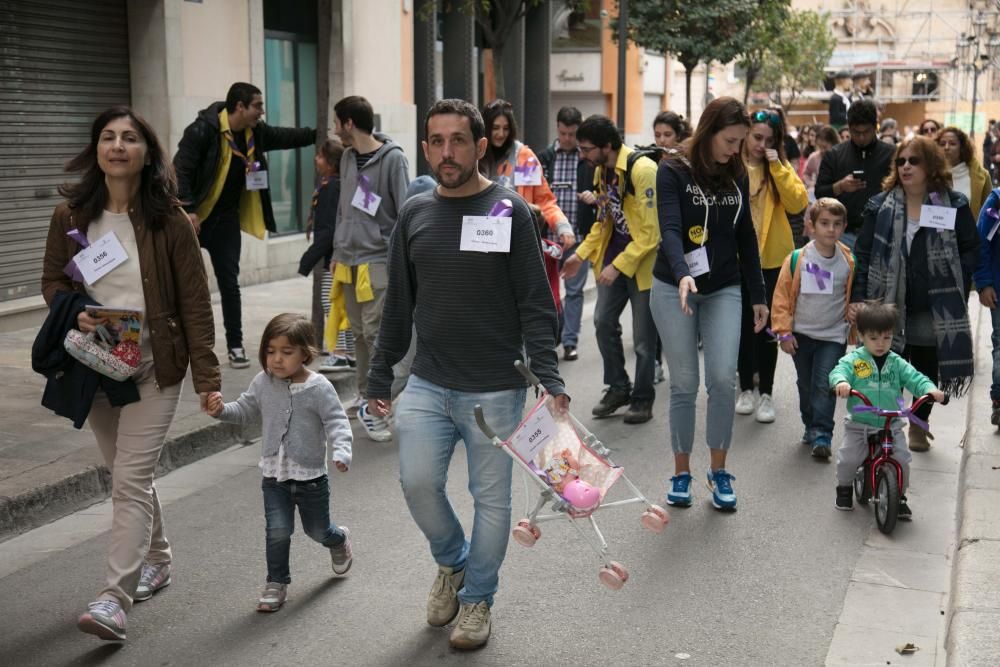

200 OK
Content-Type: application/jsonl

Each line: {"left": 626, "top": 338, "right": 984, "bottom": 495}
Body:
{"left": 215, "top": 371, "right": 352, "bottom": 469}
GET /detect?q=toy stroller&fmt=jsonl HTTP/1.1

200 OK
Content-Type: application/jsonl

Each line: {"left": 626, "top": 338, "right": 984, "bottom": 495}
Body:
{"left": 474, "top": 361, "right": 669, "bottom": 590}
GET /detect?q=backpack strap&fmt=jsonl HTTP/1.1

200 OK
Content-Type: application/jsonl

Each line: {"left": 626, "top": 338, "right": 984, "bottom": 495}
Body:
{"left": 789, "top": 248, "right": 802, "bottom": 275}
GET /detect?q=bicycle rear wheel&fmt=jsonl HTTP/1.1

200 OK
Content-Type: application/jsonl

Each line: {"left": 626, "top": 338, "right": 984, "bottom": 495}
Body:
{"left": 875, "top": 466, "right": 900, "bottom": 534}
{"left": 854, "top": 461, "right": 872, "bottom": 505}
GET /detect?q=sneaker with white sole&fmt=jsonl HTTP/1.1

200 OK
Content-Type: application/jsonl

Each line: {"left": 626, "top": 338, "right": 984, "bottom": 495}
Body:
{"left": 735, "top": 389, "right": 756, "bottom": 415}
{"left": 356, "top": 402, "right": 392, "bottom": 442}
{"left": 706, "top": 468, "right": 737, "bottom": 511}
{"left": 330, "top": 527, "right": 353, "bottom": 575}
{"left": 449, "top": 601, "right": 492, "bottom": 650}
{"left": 77, "top": 599, "right": 127, "bottom": 640}
{"left": 228, "top": 347, "right": 250, "bottom": 369}
{"left": 755, "top": 393, "right": 776, "bottom": 423}
{"left": 134, "top": 562, "right": 171, "bottom": 602}
{"left": 666, "top": 472, "right": 693, "bottom": 507}
{"left": 427, "top": 565, "right": 465, "bottom": 626}
{"left": 257, "top": 581, "right": 287, "bottom": 612}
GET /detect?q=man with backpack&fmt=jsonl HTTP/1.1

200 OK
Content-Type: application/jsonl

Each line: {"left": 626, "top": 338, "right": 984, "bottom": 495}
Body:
{"left": 562, "top": 115, "right": 661, "bottom": 424}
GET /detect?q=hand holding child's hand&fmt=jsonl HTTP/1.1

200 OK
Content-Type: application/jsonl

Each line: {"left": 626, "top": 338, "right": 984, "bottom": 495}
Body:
{"left": 835, "top": 382, "right": 851, "bottom": 398}
{"left": 205, "top": 391, "right": 224, "bottom": 417}
{"left": 929, "top": 389, "right": 946, "bottom": 403}
{"left": 779, "top": 335, "right": 797, "bottom": 356}
{"left": 334, "top": 461, "right": 348, "bottom": 472}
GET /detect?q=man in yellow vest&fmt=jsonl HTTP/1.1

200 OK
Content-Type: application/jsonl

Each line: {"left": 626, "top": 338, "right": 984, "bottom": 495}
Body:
{"left": 174, "top": 82, "right": 317, "bottom": 368}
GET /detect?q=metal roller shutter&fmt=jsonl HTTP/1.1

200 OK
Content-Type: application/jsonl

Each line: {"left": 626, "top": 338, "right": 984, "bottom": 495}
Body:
{"left": 0, "top": 0, "right": 130, "bottom": 302}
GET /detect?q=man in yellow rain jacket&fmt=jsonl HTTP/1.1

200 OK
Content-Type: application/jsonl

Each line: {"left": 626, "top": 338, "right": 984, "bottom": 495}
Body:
{"left": 562, "top": 115, "right": 661, "bottom": 424}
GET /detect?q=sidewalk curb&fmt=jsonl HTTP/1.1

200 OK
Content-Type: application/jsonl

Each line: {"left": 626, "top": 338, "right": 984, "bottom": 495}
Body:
{"left": 946, "top": 303, "right": 1000, "bottom": 665}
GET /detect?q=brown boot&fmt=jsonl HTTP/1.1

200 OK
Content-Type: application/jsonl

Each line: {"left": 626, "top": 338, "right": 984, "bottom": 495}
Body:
{"left": 908, "top": 423, "right": 932, "bottom": 452}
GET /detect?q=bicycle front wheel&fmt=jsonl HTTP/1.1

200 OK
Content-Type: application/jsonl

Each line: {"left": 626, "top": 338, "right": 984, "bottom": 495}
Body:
{"left": 875, "top": 466, "right": 900, "bottom": 535}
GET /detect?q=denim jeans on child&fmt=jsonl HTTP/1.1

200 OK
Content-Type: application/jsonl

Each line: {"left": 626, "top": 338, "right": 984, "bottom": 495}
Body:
{"left": 791, "top": 333, "right": 846, "bottom": 443}
{"left": 261, "top": 475, "right": 346, "bottom": 584}
{"left": 649, "top": 279, "right": 742, "bottom": 453}
{"left": 991, "top": 307, "right": 1000, "bottom": 401}
{"left": 395, "top": 374, "right": 526, "bottom": 607}
{"left": 594, "top": 274, "right": 656, "bottom": 402}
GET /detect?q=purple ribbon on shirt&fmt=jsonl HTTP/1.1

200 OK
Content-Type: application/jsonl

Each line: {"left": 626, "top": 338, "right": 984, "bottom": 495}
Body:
{"left": 514, "top": 157, "right": 539, "bottom": 180}
{"left": 804, "top": 262, "right": 832, "bottom": 290}
{"left": 488, "top": 198, "right": 514, "bottom": 217}
{"left": 63, "top": 229, "right": 90, "bottom": 283}
{"left": 358, "top": 174, "right": 376, "bottom": 208}
{"left": 987, "top": 206, "right": 1000, "bottom": 224}
{"left": 928, "top": 192, "right": 943, "bottom": 206}
{"left": 851, "top": 396, "right": 930, "bottom": 432}
{"left": 766, "top": 328, "right": 794, "bottom": 343}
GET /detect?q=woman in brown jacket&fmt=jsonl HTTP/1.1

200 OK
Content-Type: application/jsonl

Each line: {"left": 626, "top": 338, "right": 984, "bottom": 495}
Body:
{"left": 41, "top": 107, "right": 220, "bottom": 641}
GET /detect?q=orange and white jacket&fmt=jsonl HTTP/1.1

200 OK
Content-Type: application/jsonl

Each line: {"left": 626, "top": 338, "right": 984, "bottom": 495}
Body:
{"left": 492, "top": 141, "right": 573, "bottom": 240}
{"left": 771, "top": 240, "right": 856, "bottom": 344}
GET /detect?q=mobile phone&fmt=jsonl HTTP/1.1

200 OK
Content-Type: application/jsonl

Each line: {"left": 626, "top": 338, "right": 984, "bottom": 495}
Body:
{"left": 852, "top": 170, "right": 865, "bottom": 179}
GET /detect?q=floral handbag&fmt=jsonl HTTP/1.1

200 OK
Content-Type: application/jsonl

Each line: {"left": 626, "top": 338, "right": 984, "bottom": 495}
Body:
{"left": 64, "top": 325, "right": 141, "bottom": 382}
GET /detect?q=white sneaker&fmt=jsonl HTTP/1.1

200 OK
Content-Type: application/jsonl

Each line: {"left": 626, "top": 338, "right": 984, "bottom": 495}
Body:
{"left": 735, "top": 390, "right": 756, "bottom": 415}
{"left": 356, "top": 402, "right": 392, "bottom": 442}
{"left": 755, "top": 394, "right": 776, "bottom": 423}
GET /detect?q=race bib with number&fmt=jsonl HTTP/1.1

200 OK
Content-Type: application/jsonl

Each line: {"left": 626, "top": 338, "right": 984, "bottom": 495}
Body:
{"left": 460, "top": 216, "right": 512, "bottom": 253}
{"left": 919, "top": 204, "right": 956, "bottom": 231}
{"left": 351, "top": 185, "right": 382, "bottom": 216}
{"left": 509, "top": 403, "right": 559, "bottom": 461}
{"left": 684, "top": 246, "right": 710, "bottom": 277}
{"left": 514, "top": 164, "right": 542, "bottom": 187}
{"left": 246, "top": 170, "right": 269, "bottom": 191}
{"left": 73, "top": 231, "right": 129, "bottom": 286}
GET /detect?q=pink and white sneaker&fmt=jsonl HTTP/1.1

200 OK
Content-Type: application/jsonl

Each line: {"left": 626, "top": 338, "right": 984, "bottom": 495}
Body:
{"left": 77, "top": 599, "right": 127, "bottom": 640}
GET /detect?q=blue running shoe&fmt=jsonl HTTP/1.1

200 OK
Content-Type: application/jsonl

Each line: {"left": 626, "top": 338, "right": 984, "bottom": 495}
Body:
{"left": 706, "top": 469, "right": 737, "bottom": 510}
{"left": 811, "top": 435, "right": 832, "bottom": 459}
{"left": 666, "top": 473, "right": 693, "bottom": 507}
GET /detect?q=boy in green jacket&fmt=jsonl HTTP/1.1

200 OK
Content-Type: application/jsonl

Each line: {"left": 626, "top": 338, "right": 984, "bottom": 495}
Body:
{"left": 829, "top": 302, "right": 944, "bottom": 516}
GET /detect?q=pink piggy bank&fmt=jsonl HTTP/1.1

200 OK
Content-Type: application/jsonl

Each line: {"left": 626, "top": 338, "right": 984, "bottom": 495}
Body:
{"left": 562, "top": 479, "right": 600, "bottom": 512}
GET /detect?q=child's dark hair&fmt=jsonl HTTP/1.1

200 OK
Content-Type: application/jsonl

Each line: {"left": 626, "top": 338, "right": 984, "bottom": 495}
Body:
{"left": 259, "top": 313, "right": 320, "bottom": 370}
{"left": 855, "top": 301, "right": 898, "bottom": 335}
{"left": 319, "top": 138, "right": 344, "bottom": 172}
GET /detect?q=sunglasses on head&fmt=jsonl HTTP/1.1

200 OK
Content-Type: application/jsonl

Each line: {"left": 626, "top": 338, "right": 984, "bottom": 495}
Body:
{"left": 485, "top": 100, "right": 512, "bottom": 111}
{"left": 751, "top": 110, "right": 782, "bottom": 127}
{"left": 895, "top": 156, "right": 922, "bottom": 167}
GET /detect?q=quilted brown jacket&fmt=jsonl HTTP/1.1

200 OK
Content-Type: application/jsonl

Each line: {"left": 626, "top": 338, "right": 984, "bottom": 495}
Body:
{"left": 41, "top": 201, "right": 221, "bottom": 393}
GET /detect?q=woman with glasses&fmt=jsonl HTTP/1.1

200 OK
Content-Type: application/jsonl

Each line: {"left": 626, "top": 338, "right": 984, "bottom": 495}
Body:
{"left": 734, "top": 109, "right": 808, "bottom": 424}
{"left": 853, "top": 136, "right": 978, "bottom": 452}
{"left": 479, "top": 99, "right": 575, "bottom": 250}
{"left": 937, "top": 125, "right": 992, "bottom": 218}
{"left": 650, "top": 97, "right": 767, "bottom": 511}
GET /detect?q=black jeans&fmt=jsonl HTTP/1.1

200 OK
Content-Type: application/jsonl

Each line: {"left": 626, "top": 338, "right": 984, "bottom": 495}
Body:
{"left": 199, "top": 215, "right": 242, "bottom": 350}
{"left": 593, "top": 273, "right": 656, "bottom": 402}
{"left": 261, "top": 475, "right": 345, "bottom": 584}
{"left": 739, "top": 267, "right": 781, "bottom": 395}
{"left": 903, "top": 344, "right": 938, "bottom": 423}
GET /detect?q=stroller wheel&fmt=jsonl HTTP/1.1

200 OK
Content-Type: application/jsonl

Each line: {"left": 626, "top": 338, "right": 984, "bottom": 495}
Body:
{"left": 641, "top": 505, "right": 670, "bottom": 533}
{"left": 512, "top": 520, "right": 540, "bottom": 547}
{"left": 599, "top": 562, "right": 628, "bottom": 590}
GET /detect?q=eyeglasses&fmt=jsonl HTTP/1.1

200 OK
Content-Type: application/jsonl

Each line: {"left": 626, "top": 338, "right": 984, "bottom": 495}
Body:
{"left": 751, "top": 110, "right": 782, "bottom": 127}
{"left": 895, "top": 156, "right": 922, "bottom": 167}
{"left": 577, "top": 144, "right": 599, "bottom": 155}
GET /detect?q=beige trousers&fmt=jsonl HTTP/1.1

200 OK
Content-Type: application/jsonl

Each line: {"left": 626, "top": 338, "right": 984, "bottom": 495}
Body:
{"left": 88, "top": 376, "right": 182, "bottom": 611}
{"left": 342, "top": 262, "right": 387, "bottom": 398}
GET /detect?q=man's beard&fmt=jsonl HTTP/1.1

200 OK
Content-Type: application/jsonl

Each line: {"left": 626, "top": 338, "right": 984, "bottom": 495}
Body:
{"left": 433, "top": 160, "right": 477, "bottom": 189}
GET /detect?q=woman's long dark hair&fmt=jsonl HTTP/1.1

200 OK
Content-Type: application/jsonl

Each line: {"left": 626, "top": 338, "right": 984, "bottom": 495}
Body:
{"left": 745, "top": 108, "right": 789, "bottom": 201}
{"left": 479, "top": 99, "right": 518, "bottom": 178}
{"left": 681, "top": 97, "right": 750, "bottom": 193}
{"left": 59, "top": 106, "right": 180, "bottom": 230}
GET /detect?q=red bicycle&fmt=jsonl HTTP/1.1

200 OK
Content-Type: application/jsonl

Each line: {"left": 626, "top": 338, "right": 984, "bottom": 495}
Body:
{"left": 845, "top": 389, "right": 948, "bottom": 535}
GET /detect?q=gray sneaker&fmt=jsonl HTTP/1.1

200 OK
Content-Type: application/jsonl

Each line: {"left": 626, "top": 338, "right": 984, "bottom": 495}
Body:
{"left": 449, "top": 601, "right": 492, "bottom": 650}
{"left": 257, "top": 582, "right": 287, "bottom": 612}
{"left": 330, "top": 527, "right": 353, "bottom": 575}
{"left": 77, "top": 599, "right": 127, "bottom": 641}
{"left": 134, "top": 562, "right": 171, "bottom": 602}
{"left": 426, "top": 565, "right": 465, "bottom": 626}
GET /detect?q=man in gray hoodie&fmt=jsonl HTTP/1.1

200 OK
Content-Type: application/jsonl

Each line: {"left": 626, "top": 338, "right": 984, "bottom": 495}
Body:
{"left": 332, "top": 95, "right": 410, "bottom": 441}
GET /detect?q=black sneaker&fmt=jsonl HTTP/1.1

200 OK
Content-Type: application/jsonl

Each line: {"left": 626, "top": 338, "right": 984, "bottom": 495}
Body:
{"left": 228, "top": 347, "right": 250, "bottom": 369}
{"left": 898, "top": 495, "right": 912, "bottom": 521}
{"left": 563, "top": 346, "right": 579, "bottom": 361}
{"left": 623, "top": 399, "right": 653, "bottom": 424}
{"left": 835, "top": 485, "right": 853, "bottom": 511}
{"left": 592, "top": 386, "right": 631, "bottom": 417}
{"left": 992, "top": 400, "right": 1000, "bottom": 426}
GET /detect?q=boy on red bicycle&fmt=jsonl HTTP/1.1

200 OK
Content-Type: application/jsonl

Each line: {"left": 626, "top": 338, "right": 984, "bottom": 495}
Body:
{"left": 829, "top": 303, "right": 944, "bottom": 516}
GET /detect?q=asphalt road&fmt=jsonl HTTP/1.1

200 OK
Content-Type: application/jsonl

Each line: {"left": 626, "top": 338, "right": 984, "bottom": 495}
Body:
{"left": 0, "top": 325, "right": 916, "bottom": 666}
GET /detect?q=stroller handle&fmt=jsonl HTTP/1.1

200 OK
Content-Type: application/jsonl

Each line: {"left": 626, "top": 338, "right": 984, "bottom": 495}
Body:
{"left": 474, "top": 404, "right": 498, "bottom": 440}
{"left": 514, "top": 360, "right": 541, "bottom": 388}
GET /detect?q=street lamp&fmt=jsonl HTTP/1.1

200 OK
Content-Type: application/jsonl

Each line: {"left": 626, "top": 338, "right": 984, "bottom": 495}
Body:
{"left": 957, "top": 11, "right": 994, "bottom": 142}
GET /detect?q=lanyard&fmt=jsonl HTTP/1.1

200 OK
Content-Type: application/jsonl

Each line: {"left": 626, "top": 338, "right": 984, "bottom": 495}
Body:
{"left": 308, "top": 176, "right": 330, "bottom": 223}
{"left": 224, "top": 129, "right": 258, "bottom": 173}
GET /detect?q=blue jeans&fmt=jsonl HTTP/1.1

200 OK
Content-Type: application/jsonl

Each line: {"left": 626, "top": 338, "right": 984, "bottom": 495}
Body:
{"left": 395, "top": 375, "right": 526, "bottom": 606}
{"left": 561, "top": 258, "right": 589, "bottom": 347}
{"left": 992, "top": 307, "right": 1000, "bottom": 401}
{"left": 261, "top": 475, "right": 346, "bottom": 584}
{"left": 790, "top": 333, "right": 846, "bottom": 443}
{"left": 649, "top": 279, "right": 742, "bottom": 453}
{"left": 594, "top": 274, "right": 656, "bottom": 401}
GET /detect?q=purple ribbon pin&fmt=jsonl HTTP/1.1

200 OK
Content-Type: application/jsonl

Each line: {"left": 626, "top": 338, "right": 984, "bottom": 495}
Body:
{"left": 63, "top": 229, "right": 90, "bottom": 283}
{"left": 358, "top": 174, "right": 376, "bottom": 208}
{"left": 488, "top": 198, "right": 514, "bottom": 217}
{"left": 766, "top": 328, "right": 794, "bottom": 343}
{"left": 805, "top": 262, "right": 832, "bottom": 290}
{"left": 851, "top": 396, "right": 930, "bottom": 432}
{"left": 514, "top": 158, "right": 539, "bottom": 180}
{"left": 928, "top": 192, "right": 943, "bottom": 206}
